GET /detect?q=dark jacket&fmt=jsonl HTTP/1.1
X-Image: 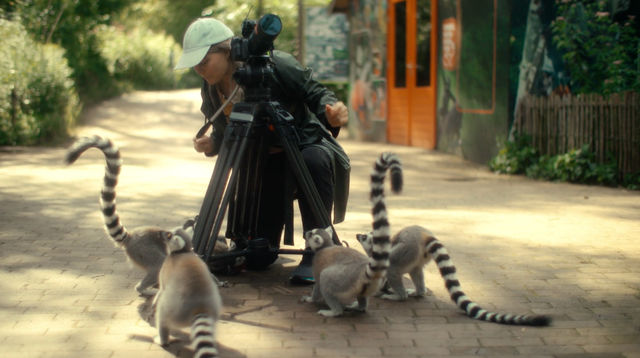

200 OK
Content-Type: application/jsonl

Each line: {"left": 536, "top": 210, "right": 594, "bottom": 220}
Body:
{"left": 198, "top": 50, "right": 350, "bottom": 224}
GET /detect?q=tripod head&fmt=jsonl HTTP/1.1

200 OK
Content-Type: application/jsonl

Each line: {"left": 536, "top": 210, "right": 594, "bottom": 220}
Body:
{"left": 230, "top": 14, "right": 282, "bottom": 102}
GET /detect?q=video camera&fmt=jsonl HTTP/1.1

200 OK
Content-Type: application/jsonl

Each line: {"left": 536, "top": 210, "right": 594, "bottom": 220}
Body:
{"left": 230, "top": 14, "right": 282, "bottom": 92}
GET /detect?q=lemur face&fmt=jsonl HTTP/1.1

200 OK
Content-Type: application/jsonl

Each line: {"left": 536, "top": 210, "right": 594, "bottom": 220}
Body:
{"left": 356, "top": 232, "right": 374, "bottom": 255}
{"left": 304, "top": 226, "right": 334, "bottom": 251}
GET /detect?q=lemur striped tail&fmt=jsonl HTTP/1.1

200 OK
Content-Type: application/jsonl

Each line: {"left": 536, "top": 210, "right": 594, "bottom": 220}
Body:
{"left": 64, "top": 135, "right": 128, "bottom": 244}
{"left": 367, "top": 152, "right": 403, "bottom": 278}
{"left": 426, "top": 237, "right": 551, "bottom": 326}
{"left": 190, "top": 314, "right": 218, "bottom": 357}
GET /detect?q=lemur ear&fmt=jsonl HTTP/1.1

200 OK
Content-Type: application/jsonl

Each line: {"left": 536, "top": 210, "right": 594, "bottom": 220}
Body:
{"left": 324, "top": 225, "right": 334, "bottom": 236}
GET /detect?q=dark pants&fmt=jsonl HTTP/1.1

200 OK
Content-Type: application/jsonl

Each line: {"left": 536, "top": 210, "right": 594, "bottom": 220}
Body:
{"left": 256, "top": 145, "right": 334, "bottom": 247}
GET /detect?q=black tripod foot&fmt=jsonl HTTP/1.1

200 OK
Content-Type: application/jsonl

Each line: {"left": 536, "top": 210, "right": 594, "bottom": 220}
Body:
{"left": 240, "top": 238, "right": 279, "bottom": 271}
{"left": 289, "top": 253, "right": 315, "bottom": 285}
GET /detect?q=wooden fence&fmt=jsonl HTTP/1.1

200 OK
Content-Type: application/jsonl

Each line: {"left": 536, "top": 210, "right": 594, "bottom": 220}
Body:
{"left": 513, "top": 92, "right": 639, "bottom": 178}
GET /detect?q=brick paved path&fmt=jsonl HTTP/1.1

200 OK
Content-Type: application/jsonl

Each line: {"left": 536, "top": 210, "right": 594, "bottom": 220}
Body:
{"left": 1, "top": 90, "right": 639, "bottom": 358}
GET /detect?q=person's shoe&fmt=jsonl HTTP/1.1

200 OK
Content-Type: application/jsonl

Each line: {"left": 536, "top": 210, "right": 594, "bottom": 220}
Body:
{"left": 289, "top": 252, "right": 315, "bottom": 285}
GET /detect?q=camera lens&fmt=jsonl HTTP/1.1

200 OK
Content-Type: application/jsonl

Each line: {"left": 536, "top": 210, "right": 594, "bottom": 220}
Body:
{"left": 248, "top": 14, "right": 282, "bottom": 56}
{"left": 257, "top": 14, "right": 282, "bottom": 37}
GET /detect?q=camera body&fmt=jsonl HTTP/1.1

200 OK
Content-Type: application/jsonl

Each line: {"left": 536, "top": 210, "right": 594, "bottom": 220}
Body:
{"left": 230, "top": 14, "right": 282, "bottom": 93}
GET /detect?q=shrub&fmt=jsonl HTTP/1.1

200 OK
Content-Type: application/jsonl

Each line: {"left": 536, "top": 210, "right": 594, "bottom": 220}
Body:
{"left": 490, "top": 133, "right": 627, "bottom": 188}
{"left": 0, "top": 18, "right": 79, "bottom": 145}
{"left": 623, "top": 172, "right": 640, "bottom": 191}
{"left": 548, "top": 145, "right": 618, "bottom": 186}
{"left": 488, "top": 134, "right": 539, "bottom": 175}
{"left": 97, "top": 25, "right": 185, "bottom": 91}
{"left": 6, "top": 0, "right": 134, "bottom": 105}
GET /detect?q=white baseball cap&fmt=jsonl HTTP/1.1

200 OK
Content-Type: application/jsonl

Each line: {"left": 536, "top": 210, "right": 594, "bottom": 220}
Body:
{"left": 174, "top": 17, "right": 234, "bottom": 70}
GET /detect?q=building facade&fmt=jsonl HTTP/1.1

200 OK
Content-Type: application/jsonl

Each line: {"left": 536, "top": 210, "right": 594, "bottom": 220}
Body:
{"left": 329, "top": 0, "right": 544, "bottom": 164}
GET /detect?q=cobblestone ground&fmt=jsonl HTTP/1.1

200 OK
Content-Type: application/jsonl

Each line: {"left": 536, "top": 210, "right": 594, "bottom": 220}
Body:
{"left": 0, "top": 90, "right": 638, "bottom": 358}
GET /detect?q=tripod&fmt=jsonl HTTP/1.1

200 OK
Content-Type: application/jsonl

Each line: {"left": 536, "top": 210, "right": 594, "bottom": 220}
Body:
{"left": 191, "top": 96, "right": 341, "bottom": 272}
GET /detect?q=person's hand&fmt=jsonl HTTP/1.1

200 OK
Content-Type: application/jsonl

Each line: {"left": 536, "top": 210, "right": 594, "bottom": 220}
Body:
{"left": 193, "top": 135, "right": 213, "bottom": 154}
{"left": 325, "top": 101, "right": 348, "bottom": 127}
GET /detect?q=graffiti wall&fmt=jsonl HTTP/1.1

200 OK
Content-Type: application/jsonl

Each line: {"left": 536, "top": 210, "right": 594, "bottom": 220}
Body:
{"left": 436, "top": 0, "right": 511, "bottom": 163}
{"left": 304, "top": 7, "right": 349, "bottom": 81}
{"left": 336, "top": 0, "right": 515, "bottom": 161}
{"left": 509, "top": 0, "right": 568, "bottom": 124}
{"left": 345, "top": 0, "right": 388, "bottom": 141}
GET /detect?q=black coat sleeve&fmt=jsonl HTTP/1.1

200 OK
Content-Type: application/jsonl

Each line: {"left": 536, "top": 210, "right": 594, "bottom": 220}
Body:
{"left": 272, "top": 51, "right": 340, "bottom": 137}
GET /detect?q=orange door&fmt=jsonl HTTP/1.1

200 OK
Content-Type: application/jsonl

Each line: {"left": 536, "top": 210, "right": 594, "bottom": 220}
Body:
{"left": 387, "top": 0, "right": 437, "bottom": 149}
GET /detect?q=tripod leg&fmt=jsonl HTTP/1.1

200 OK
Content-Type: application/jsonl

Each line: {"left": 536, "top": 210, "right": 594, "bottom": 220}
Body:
{"left": 284, "top": 148, "right": 333, "bottom": 230}
{"left": 227, "top": 133, "right": 266, "bottom": 241}
{"left": 192, "top": 137, "right": 235, "bottom": 253}
{"left": 193, "top": 121, "right": 253, "bottom": 258}
{"left": 267, "top": 104, "right": 340, "bottom": 245}
{"left": 261, "top": 103, "right": 340, "bottom": 285}
{"left": 203, "top": 133, "right": 253, "bottom": 262}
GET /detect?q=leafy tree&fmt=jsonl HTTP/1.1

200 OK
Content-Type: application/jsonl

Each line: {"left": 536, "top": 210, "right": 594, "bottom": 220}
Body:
{"left": 3, "top": 0, "right": 136, "bottom": 103}
{"left": 96, "top": 24, "right": 183, "bottom": 90}
{"left": 551, "top": 0, "right": 640, "bottom": 95}
{"left": 0, "top": 18, "right": 79, "bottom": 145}
{"left": 114, "top": 0, "right": 212, "bottom": 46}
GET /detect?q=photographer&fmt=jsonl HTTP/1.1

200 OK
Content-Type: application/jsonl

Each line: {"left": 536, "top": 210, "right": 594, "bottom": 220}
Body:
{"left": 175, "top": 17, "right": 350, "bottom": 284}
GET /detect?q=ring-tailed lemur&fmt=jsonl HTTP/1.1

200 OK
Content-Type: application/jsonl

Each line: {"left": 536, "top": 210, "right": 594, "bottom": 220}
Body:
{"left": 301, "top": 152, "right": 402, "bottom": 317}
{"left": 153, "top": 228, "right": 221, "bottom": 357}
{"left": 356, "top": 177, "right": 552, "bottom": 326}
{"left": 65, "top": 135, "right": 192, "bottom": 296}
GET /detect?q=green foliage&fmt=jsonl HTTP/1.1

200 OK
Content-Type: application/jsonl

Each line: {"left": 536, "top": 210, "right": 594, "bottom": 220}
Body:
{"left": 551, "top": 0, "right": 640, "bottom": 95}
{"left": 529, "top": 146, "right": 618, "bottom": 186}
{"left": 490, "top": 133, "right": 627, "bottom": 188}
{"left": 114, "top": 0, "right": 213, "bottom": 46}
{"left": 622, "top": 172, "right": 640, "bottom": 190}
{"left": 489, "top": 134, "right": 539, "bottom": 175}
{"left": 0, "top": 18, "right": 79, "bottom": 145}
{"left": 1, "top": 0, "right": 337, "bottom": 145}
{"left": 4, "top": 0, "right": 137, "bottom": 104}
{"left": 97, "top": 25, "right": 184, "bottom": 90}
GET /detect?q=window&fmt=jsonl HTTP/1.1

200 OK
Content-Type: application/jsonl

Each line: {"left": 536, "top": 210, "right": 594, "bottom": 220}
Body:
{"left": 416, "top": 0, "right": 431, "bottom": 87}
{"left": 394, "top": 1, "right": 407, "bottom": 88}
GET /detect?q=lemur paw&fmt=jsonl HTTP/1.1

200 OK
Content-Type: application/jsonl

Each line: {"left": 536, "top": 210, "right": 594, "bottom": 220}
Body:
{"left": 346, "top": 302, "right": 366, "bottom": 312}
{"left": 317, "top": 309, "right": 342, "bottom": 317}
{"left": 407, "top": 288, "right": 432, "bottom": 298}
{"left": 153, "top": 335, "right": 170, "bottom": 347}
{"left": 381, "top": 293, "right": 407, "bottom": 301}
{"left": 137, "top": 286, "right": 158, "bottom": 297}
